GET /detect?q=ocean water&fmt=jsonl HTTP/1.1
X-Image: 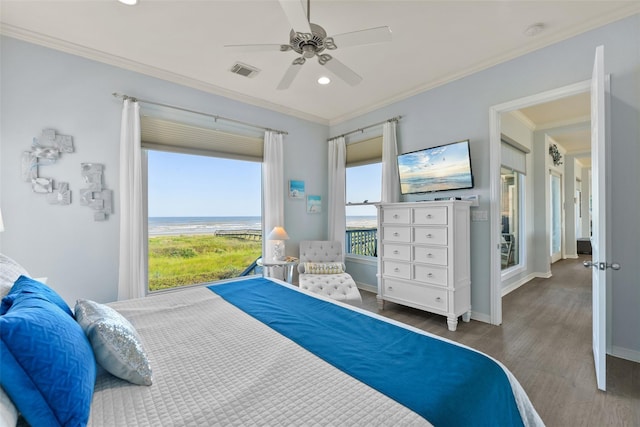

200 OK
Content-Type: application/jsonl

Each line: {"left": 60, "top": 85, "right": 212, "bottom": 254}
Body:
{"left": 148, "top": 216, "right": 377, "bottom": 236}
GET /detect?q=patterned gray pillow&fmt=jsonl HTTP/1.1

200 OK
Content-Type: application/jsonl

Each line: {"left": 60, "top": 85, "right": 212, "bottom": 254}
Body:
{"left": 75, "top": 299, "right": 153, "bottom": 386}
{"left": 0, "top": 254, "right": 30, "bottom": 299}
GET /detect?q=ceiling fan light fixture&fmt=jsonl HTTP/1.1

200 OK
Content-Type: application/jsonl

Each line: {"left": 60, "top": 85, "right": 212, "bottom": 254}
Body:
{"left": 118, "top": 0, "right": 138, "bottom": 5}
{"left": 318, "top": 76, "right": 331, "bottom": 85}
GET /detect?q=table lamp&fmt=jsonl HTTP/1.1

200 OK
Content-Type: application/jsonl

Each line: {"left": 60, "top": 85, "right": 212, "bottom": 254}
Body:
{"left": 267, "top": 226, "right": 289, "bottom": 261}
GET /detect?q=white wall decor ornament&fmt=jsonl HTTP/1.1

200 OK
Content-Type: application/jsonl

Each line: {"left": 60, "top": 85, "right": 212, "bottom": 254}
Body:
{"left": 21, "top": 129, "right": 74, "bottom": 198}
{"left": 80, "top": 163, "right": 113, "bottom": 221}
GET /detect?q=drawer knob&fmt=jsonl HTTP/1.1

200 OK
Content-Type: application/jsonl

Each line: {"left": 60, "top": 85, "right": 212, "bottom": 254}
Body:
{"left": 393, "top": 250, "right": 399, "bottom": 254}
{"left": 426, "top": 214, "right": 432, "bottom": 219}
{"left": 393, "top": 232, "right": 399, "bottom": 237}
{"left": 427, "top": 253, "right": 433, "bottom": 258}
{"left": 427, "top": 273, "right": 433, "bottom": 277}
{"left": 436, "top": 297, "right": 442, "bottom": 302}
{"left": 394, "top": 267, "right": 400, "bottom": 272}
{"left": 388, "top": 286, "right": 394, "bottom": 291}
{"left": 393, "top": 214, "right": 399, "bottom": 219}
{"left": 426, "top": 233, "right": 433, "bottom": 238}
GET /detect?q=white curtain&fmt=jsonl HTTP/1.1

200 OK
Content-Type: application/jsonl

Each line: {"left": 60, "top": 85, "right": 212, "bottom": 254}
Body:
{"left": 381, "top": 120, "right": 400, "bottom": 203}
{"left": 262, "top": 131, "right": 285, "bottom": 261}
{"left": 117, "top": 100, "right": 145, "bottom": 300}
{"left": 327, "top": 137, "right": 346, "bottom": 249}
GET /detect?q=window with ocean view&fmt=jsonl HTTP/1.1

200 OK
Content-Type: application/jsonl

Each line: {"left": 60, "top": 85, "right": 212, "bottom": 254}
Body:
{"left": 146, "top": 150, "right": 263, "bottom": 291}
{"left": 346, "top": 162, "right": 380, "bottom": 257}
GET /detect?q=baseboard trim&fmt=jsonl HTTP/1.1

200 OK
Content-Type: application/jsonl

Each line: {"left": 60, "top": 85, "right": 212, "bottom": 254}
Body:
{"left": 610, "top": 346, "right": 640, "bottom": 363}
{"left": 470, "top": 311, "right": 492, "bottom": 324}
{"left": 502, "top": 273, "right": 537, "bottom": 297}
{"left": 356, "top": 282, "right": 377, "bottom": 294}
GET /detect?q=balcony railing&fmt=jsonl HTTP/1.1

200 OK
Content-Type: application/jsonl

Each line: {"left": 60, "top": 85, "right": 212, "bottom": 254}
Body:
{"left": 346, "top": 228, "right": 378, "bottom": 257}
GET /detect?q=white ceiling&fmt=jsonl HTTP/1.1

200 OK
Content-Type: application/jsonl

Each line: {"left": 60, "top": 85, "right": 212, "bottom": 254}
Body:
{"left": 1, "top": 0, "right": 638, "bottom": 127}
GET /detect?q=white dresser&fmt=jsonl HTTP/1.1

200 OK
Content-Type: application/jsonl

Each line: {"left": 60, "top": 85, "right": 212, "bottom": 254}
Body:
{"left": 376, "top": 201, "right": 472, "bottom": 331}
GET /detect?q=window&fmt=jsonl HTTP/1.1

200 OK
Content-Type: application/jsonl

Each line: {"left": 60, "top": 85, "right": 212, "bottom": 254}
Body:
{"left": 346, "top": 163, "right": 381, "bottom": 257}
{"left": 500, "top": 168, "right": 521, "bottom": 269}
{"left": 142, "top": 115, "right": 264, "bottom": 292}
{"left": 500, "top": 137, "right": 528, "bottom": 272}
{"left": 345, "top": 135, "right": 382, "bottom": 257}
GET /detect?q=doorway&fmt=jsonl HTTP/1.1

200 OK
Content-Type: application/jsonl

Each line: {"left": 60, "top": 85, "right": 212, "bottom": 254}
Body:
{"left": 488, "top": 79, "right": 592, "bottom": 326}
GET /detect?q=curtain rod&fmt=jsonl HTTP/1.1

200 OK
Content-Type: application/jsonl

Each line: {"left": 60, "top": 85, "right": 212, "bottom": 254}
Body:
{"left": 327, "top": 115, "right": 402, "bottom": 141}
{"left": 112, "top": 92, "right": 288, "bottom": 135}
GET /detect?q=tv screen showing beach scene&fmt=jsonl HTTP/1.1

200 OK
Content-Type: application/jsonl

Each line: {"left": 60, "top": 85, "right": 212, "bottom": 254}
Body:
{"left": 397, "top": 140, "right": 474, "bottom": 194}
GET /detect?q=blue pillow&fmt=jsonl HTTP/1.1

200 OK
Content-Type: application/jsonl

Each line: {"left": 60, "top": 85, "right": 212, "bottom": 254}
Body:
{"left": 0, "top": 275, "right": 73, "bottom": 318}
{"left": 0, "top": 292, "right": 96, "bottom": 427}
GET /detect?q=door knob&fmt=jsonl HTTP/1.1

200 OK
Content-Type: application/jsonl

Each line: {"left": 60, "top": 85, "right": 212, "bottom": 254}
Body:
{"left": 583, "top": 260, "right": 621, "bottom": 270}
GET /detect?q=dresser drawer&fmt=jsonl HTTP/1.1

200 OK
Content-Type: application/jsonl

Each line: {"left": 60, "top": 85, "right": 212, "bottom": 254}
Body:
{"left": 414, "top": 246, "right": 448, "bottom": 266}
{"left": 413, "top": 207, "right": 448, "bottom": 225}
{"left": 383, "top": 208, "right": 410, "bottom": 224}
{"left": 414, "top": 264, "right": 448, "bottom": 286}
{"left": 383, "top": 280, "right": 448, "bottom": 312}
{"left": 384, "top": 244, "right": 411, "bottom": 261}
{"left": 383, "top": 261, "right": 411, "bottom": 280}
{"left": 413, "top": 227, "right": 448, "bottom": 245}
{"left": 383, "top": 226, "right": 411, "bottom": 243}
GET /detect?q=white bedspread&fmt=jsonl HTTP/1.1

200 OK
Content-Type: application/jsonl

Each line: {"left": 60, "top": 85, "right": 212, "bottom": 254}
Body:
{"left": 89, "top": 285, "right": 431, "bottom": 426}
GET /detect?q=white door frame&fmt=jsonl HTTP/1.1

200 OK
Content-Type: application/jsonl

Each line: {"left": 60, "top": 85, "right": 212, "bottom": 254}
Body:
{"left": 489, "top": 80, "right": 591, "bottom": 326}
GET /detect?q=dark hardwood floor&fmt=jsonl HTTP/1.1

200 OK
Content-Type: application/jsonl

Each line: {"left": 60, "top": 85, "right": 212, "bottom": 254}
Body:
{"left": 360, "top": 255, "right": 640, "bottom": 427}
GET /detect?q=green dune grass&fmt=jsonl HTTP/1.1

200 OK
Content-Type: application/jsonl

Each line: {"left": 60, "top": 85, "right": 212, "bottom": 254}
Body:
{"left": 148, "top": 234, "right": 262, "bottom": 291}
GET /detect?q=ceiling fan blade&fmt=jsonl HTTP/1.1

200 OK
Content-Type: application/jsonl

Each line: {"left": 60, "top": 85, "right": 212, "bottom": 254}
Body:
{"left": 224, "top": 44, "right": 289, "bottom": 53}
{"left": 330, "top": 26, "right": 392, "bottom": 49}
{"left": 320, "top": 55, "right": 362, "bottom": 86}
{"left": 278, "top": 0, "right": 312, "bottom": 34}
{"left": 277, "top": 58, "right": 305, "bottom": 90}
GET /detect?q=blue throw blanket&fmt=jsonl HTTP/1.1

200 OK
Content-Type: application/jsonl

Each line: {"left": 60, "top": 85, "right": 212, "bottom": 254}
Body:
{"left": 209, "top": 278, "right": 523, "bottom": 427}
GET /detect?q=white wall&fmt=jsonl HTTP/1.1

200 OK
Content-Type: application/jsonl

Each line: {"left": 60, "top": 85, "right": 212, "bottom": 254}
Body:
{"left": 0, "top": 36, "right": 328, "bottom": 305}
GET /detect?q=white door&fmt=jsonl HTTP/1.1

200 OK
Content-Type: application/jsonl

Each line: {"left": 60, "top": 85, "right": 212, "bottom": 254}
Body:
{"left": 588, "top": 45, "right": 607, "bottom": 391}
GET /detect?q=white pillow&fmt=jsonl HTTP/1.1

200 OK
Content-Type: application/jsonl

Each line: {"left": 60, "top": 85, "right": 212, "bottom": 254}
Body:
{"left": 0, "top": 254, "right": 30, "bottom": 299}
{"left": 75, "top": 299, "right": 153, "bottom": 386}
{"left": 0, "top": 386, "right": 18, "bottom": 427}
{"left": 303, "top": 262, "right": 346, "bottom": 274}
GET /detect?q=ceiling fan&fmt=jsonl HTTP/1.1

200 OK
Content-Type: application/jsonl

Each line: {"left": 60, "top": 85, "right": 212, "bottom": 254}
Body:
{"left": 224, "top": 0, "right": 392, "bottom": 90}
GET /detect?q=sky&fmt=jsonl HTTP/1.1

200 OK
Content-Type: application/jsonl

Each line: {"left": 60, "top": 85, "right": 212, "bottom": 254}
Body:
{"left": 148, "top": 150, "right": 381, "bottom": 218}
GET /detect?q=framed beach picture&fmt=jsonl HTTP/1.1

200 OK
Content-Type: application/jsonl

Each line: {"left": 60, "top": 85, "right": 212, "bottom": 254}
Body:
{"left": 289, "top": 180, "right": 305, "bottom": 199}
{"left": 307, "top": 195, "right": 321, "bottom": 213}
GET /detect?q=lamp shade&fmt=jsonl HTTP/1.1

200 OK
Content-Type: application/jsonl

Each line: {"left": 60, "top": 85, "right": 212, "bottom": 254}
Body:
{"left": 267, "top": 226, "right": 289, "bottom": 241}
{"left": 0, "top": 208, "right": 4, "bottom": 232}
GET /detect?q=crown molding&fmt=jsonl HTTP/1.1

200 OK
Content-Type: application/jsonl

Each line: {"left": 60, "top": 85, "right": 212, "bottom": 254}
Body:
{"left": 0, "top": 23, "right": 330, "bottom": 126}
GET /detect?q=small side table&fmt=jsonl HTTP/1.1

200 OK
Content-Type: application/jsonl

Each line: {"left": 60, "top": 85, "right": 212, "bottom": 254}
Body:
{"left": 257, "top": 257, "right": 299, "bottom": 284}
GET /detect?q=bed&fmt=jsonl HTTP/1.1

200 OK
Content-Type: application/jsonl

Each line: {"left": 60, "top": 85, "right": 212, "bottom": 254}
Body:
{"left": 1, "top": 255, "right": 544, "bottom": 426}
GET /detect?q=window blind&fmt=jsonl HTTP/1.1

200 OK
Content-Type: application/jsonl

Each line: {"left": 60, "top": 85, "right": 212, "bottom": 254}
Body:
{"left": 501, "top": 137, "right": 529, "bottom": 175}
{"left": 346, "top": 136, "right": 382, "bottom": 167}
{"left": 140, "top": 116, "right": 263, "bottom": 162}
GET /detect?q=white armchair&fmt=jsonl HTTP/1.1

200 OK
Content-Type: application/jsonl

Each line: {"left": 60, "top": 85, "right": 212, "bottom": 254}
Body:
{"left": 298, "top": 241, "right": 362, "bottom": 306}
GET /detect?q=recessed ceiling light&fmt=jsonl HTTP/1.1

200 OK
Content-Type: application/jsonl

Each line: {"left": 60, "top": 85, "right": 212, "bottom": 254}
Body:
{"left": 524, "top": 23, "right": 545, "bottom": 37}
{"left": 318, "top": 76, "right": 331, "bottom": 85}
{"left": 118, "top": 0, "right": 138, "bottom": 5}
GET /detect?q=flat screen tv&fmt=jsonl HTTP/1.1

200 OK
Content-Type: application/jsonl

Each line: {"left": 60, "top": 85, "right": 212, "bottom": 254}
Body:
{"left": 397, "top": 139, "right": 474, "bottom": 194}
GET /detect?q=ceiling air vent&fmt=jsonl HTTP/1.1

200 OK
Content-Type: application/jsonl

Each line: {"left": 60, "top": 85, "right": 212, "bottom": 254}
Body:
{"left": 230, "top": 62, "right": 260, "bottom": 78}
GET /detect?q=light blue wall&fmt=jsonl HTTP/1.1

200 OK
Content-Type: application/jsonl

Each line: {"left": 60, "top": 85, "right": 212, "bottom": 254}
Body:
{"left": 0, "top": 36, "right": 328, "bottom": 305}
{"left": 330, "top": 14, "right": 640, "bottom": 356}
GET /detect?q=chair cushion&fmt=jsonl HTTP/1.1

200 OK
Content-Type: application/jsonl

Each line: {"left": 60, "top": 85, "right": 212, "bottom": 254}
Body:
{"left": 299, "top": 273, "right": 362, "bottom": 306}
